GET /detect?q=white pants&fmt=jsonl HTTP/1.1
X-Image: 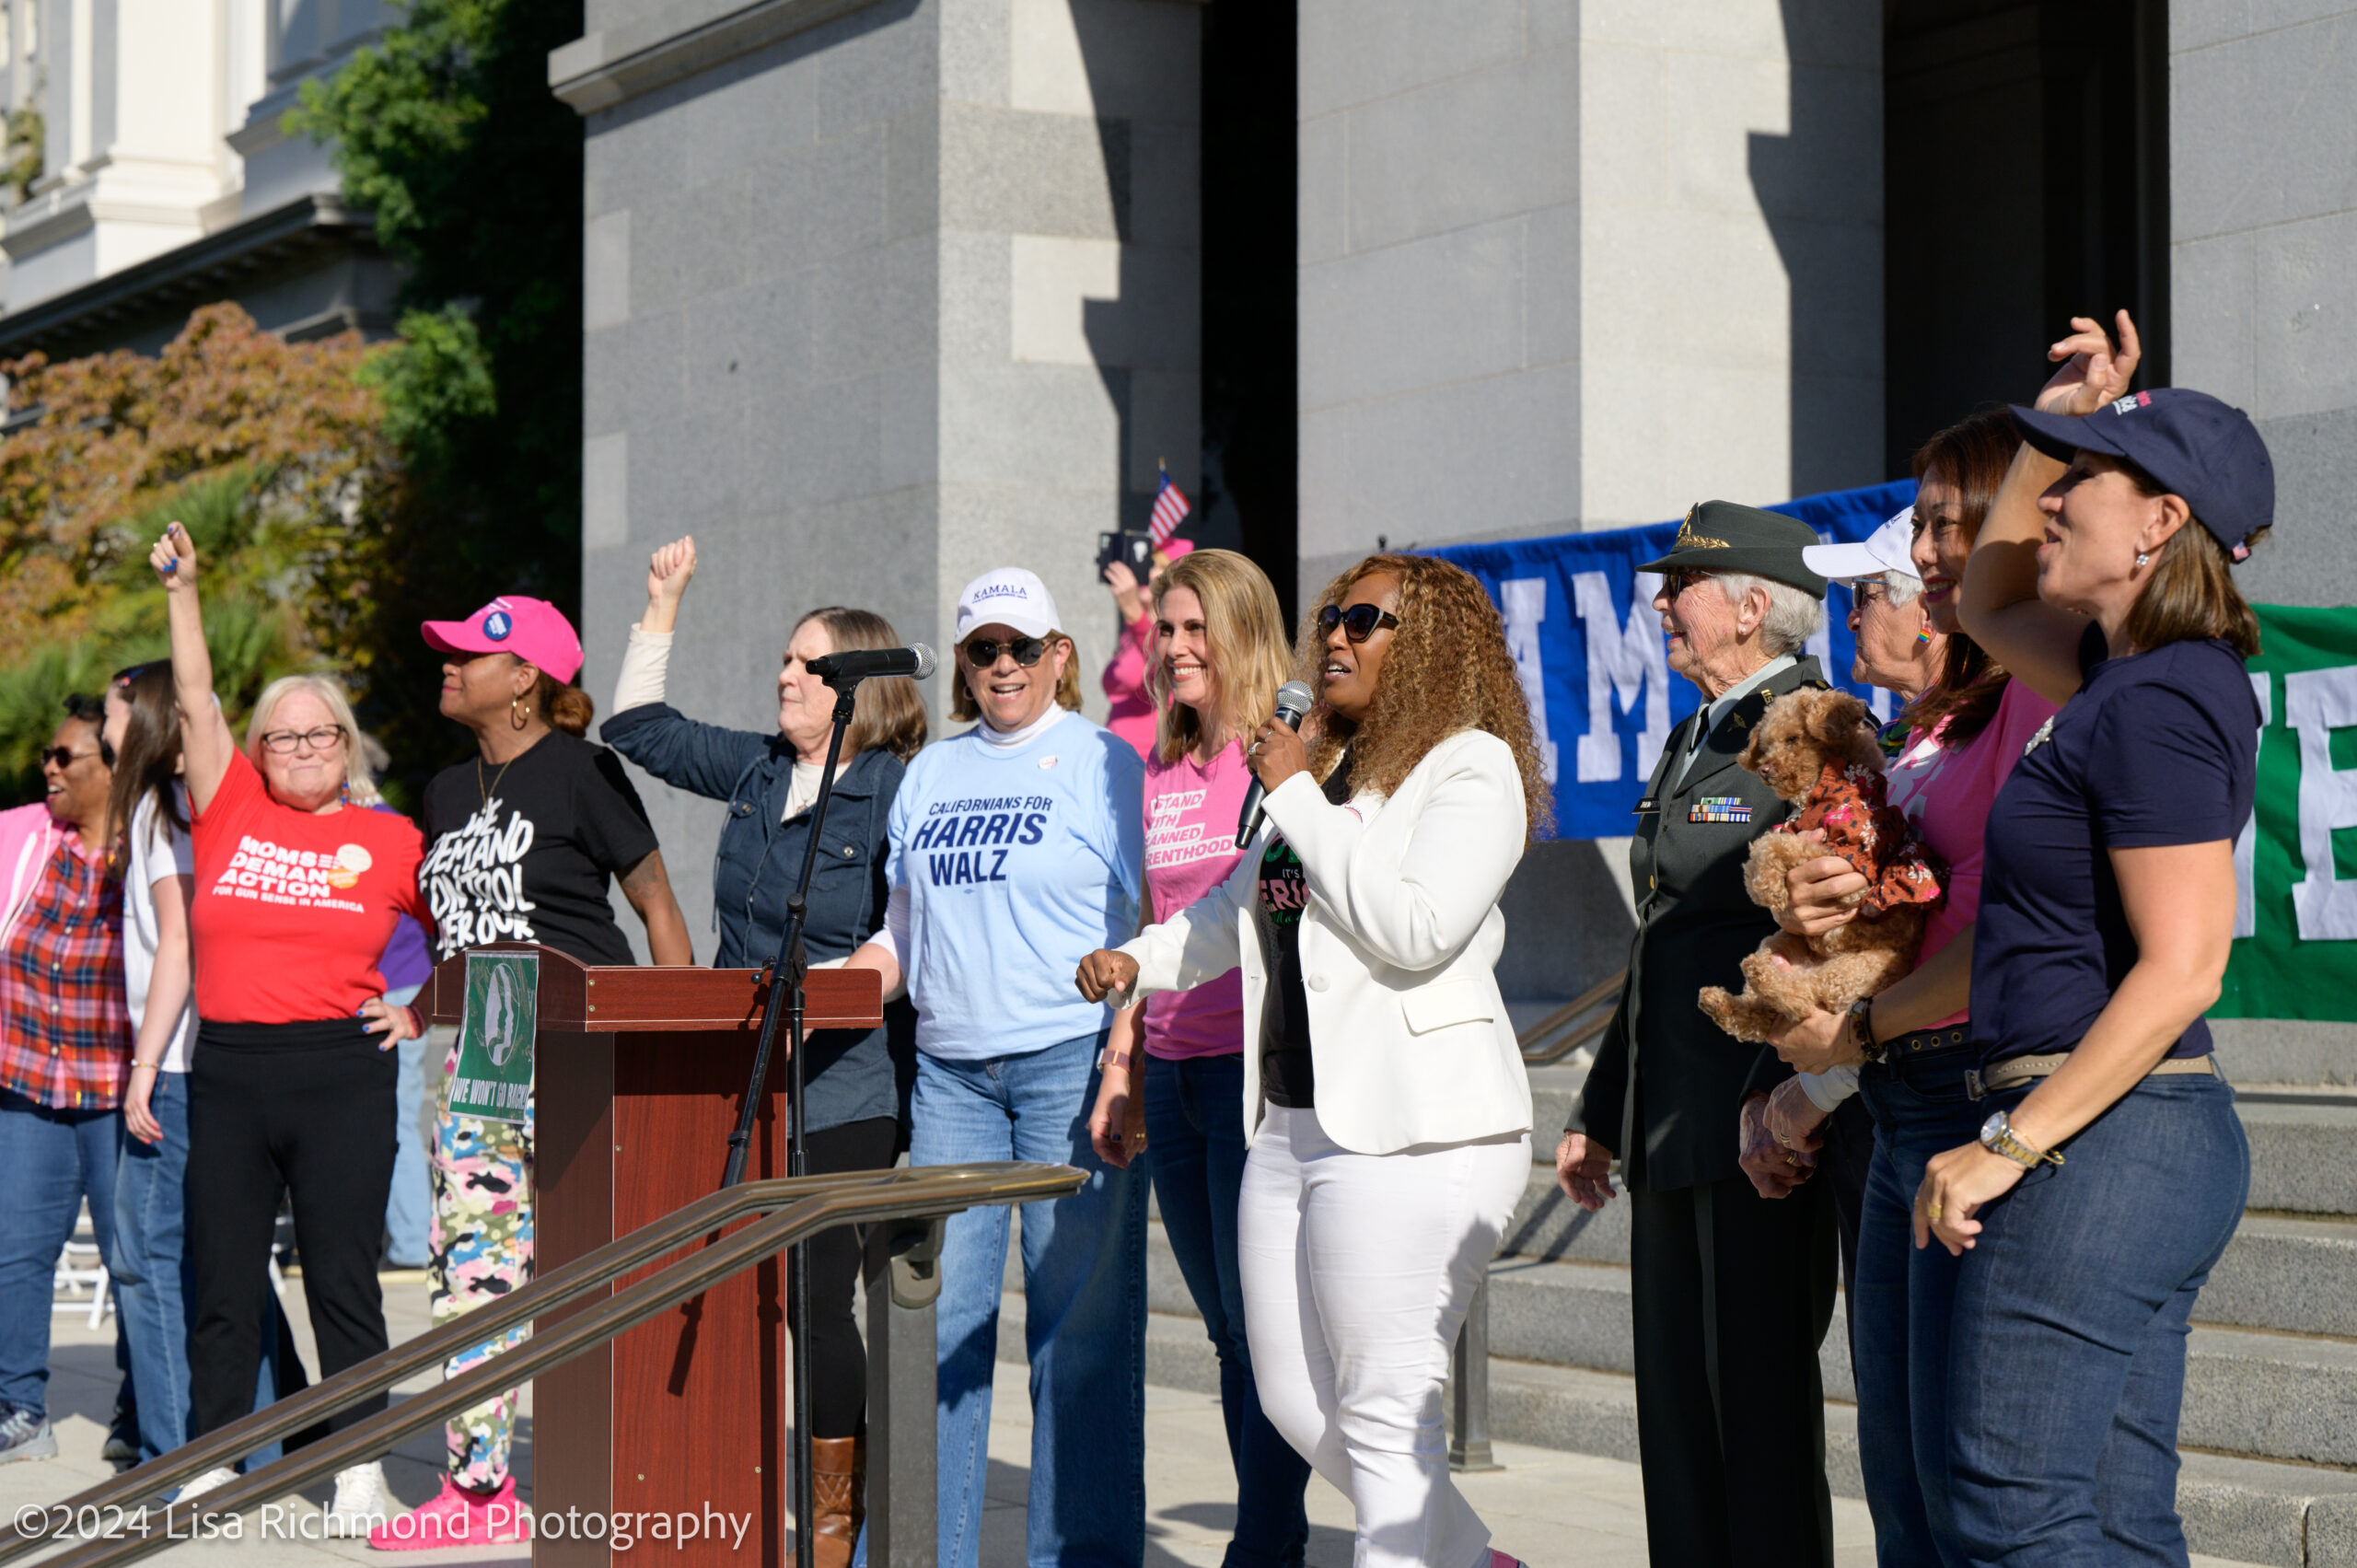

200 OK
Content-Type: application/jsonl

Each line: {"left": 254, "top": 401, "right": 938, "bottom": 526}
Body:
{"left": 1237, "top": 1103, "right": 1532, "bottom": 1568}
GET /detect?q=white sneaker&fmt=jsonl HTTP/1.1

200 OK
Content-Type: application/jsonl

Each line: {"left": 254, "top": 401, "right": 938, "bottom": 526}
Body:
{"left": 174, "top": 1467, "right": 237, "bottom": 1504}
{"left": 324, "top": 1461, "right": 392, "bottom": 1539}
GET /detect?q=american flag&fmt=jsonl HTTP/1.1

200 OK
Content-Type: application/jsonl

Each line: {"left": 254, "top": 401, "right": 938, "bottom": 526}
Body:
{"left": 1149, "top": 465, "right": 1191, "bottom": 545}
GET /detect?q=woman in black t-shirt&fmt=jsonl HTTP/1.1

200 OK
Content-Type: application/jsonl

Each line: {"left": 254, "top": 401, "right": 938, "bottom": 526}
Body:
{"left": 372, "top": 597, "right": 691, "bottom": 1551}
{"left": 1922, "top": 314, "right": 2268, "bottom": 1564}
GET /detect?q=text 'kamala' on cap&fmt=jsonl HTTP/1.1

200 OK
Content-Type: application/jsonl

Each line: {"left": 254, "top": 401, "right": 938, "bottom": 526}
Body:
{"left": 955, "top": 567, "right": 1062, "bottom": 644}
{"left": 2010, "top": 389, "right": 2274, "bottom": 561}
{"left": 1639, "top": 501, "right": 1829, "bottom": 598}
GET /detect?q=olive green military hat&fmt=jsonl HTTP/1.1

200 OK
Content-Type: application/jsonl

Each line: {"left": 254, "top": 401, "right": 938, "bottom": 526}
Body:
{"left": 1638, "top": 501, "right": 1829, "bottom": 598}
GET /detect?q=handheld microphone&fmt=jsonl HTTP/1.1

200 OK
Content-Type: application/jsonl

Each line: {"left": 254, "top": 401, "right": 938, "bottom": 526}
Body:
{"left": 807, "top": 645, "right": 936, "bottom": 684}
{"left": 1236, "top": 680, "right": 1317, "bottom": 849}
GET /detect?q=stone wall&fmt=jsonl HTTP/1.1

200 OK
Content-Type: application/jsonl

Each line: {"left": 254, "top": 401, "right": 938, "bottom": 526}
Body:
{"left": 568, "top": 0, "right": 1199, "bottom": 957}
{"left": 2169, "top": 0, "right": 2357, "bottom": 610}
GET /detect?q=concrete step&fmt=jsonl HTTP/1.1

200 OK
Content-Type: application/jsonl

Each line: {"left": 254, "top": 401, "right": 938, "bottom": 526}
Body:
{"left": 1130, "top": 1224, "right": 2357, "bottom": 1474}
{"left": 1000, "top": 1287, "right": 2357, "bottom": 1568}
{"left": 1495, "top": 1165, "right": 2357, "bottom": 1336}
{"left": 1523, "top": 1087, "right": 2357, "bottom": 1219}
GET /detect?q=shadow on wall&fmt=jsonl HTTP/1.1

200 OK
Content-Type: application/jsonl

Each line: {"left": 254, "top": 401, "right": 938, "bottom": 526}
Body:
{"left": 1747, "top": 0, "right": 1882, "bottom": 497}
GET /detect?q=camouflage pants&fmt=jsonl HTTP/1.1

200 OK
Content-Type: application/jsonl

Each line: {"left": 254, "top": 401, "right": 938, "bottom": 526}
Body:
{"left": 429, "top": 1044, "right": 534, "bottom": 1492}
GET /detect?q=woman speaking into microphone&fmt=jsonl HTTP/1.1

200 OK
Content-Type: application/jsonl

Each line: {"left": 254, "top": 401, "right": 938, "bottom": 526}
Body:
{"left": 1076, "top": 552, "right": 1548, "bottom": 1568}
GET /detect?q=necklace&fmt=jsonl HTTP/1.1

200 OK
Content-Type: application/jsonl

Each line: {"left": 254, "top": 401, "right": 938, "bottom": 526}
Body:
{"left": 477, "top": 749, "right": 519, "bottom": 807}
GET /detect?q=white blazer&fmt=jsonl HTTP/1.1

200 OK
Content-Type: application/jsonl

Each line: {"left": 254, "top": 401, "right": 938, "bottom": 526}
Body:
{"left": 1117, "top": 728, "right": 1533, "bottom": 1156}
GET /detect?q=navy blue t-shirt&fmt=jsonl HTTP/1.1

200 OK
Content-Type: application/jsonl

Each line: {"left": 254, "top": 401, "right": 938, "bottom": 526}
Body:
{"left": 1970, "top": 624, "right": 2260, "bottom": 1066}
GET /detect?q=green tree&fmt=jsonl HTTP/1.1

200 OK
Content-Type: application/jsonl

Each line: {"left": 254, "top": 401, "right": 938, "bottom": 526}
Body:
{"left": 0, "top": 307, "right": 400, "bottom": 803}
{"left": 293, "top": 0, "right": 585, "bottom": 796}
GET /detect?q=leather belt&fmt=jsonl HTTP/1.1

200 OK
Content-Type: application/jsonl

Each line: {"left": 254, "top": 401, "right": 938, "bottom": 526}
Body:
{"left": 1967, "top": 1052, "right": 2222, "bottom": 1100}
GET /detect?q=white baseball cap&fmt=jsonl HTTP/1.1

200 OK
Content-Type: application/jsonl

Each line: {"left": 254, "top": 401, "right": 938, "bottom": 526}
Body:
{"left": 954, "top": 566, "right": 1061, "bottom": 644}
{"left": 1802, "top": 506, "right": 1918, "bottom": 585}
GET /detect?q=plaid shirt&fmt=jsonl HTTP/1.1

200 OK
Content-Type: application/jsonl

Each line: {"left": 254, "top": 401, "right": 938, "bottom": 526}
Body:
{"left": 0, "top": 837, "right": 131, "bottom": 1110}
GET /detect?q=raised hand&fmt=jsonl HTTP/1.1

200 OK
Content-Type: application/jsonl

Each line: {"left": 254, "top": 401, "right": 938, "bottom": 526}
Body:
{"left": 149, "top": 521, "right": 199, "bottom": 590}
{"left": 2035, "top": 309, "right": 2142, "bottom": 417}
{"left": 647, "top": 536, "right": 697, "bottom": 607}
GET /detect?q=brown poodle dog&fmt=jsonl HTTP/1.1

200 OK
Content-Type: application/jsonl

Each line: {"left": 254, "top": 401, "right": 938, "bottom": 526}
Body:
{"left": 1697, "top": 688, "right": 1945, "bottom": 1045}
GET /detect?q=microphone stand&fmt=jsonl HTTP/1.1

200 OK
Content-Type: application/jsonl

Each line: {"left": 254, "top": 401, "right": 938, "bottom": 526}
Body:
{"left": 720, "top": 679, "right": 860, "bottom": 1568}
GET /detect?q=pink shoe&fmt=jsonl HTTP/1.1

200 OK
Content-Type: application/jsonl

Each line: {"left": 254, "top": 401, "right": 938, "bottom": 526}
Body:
{"left": 1489, "top": 1552, "right": 1527, "bottom": 1568}
{"left": 367, "top": 1476, "right": 528, "bottom": 1551}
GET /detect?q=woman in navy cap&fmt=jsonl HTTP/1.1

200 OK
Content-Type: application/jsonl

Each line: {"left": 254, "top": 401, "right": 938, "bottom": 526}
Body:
{"left": 1918, "top": 311, "right": 2267, "bottom": 1563}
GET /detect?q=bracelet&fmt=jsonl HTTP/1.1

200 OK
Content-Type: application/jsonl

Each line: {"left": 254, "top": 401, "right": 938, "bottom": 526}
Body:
{"left": 128, "top": 1062, "right": 160, "bottom": 1074}
{"left": 1847, "top": 997, "right": 1886, "bottom": 1063}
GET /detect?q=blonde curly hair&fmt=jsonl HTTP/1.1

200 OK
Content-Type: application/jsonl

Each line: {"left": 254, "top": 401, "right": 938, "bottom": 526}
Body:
{"left": 1299, "top": 553, "right": 1552, "bottom": 841}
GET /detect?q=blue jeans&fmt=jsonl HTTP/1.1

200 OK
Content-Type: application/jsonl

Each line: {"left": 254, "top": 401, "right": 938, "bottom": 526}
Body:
{"left": 1945, "top": 1074, "right": 2247, "bottom": 1567}
{"left": 1144, "top": 1053, "right": 1309, "bottom": 1568}
{"left": 383, "top": 1036, "right": 430, "bottom": 1267}
{"left": 0, "top": 1092, "right": 127, "bottom": 1421}
{"left": 112, "top": 1071, "right": 302, "bottom": 1468}
{"left": 1854, "top": 1047, "right": 1985, "bottom": 1567}
{"left": 913, "top": 1033, "right": 1147, "bottom": 1568}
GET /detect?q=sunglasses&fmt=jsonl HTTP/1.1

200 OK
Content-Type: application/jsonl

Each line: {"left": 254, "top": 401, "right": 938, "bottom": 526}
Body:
{"left": 963, "top": 636, "right": 1049, "bottom": 669}
{"left": 258, "top": 725, "right": 348, "bottom": 755}
{"left": 1316, "top": 603, "right": 1401, "bottom": 644}
{"left": 1661, "top": 568, "right": 1715, "bottom": 599}
{"left": 39, "top": 746, "right": 101, "bottom": 771}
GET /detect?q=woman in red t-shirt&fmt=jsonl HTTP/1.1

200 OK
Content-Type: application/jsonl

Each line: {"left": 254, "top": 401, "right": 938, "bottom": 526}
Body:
{"left": 148, "top": 522, "right": 430, "bottom": 1528}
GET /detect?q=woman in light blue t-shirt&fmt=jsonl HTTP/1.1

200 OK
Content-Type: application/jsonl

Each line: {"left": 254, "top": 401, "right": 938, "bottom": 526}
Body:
{"left": 849, "top": 565, "right": 1145, "bottom": 1568}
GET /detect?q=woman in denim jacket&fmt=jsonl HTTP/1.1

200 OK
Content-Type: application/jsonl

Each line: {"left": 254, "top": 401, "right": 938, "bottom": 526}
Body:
{"left": 601, "top": 536, "right": 924, "bottom": 1568}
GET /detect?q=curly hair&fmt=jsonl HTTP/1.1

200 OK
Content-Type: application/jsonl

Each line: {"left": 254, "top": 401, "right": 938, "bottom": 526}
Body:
{"left": 1298, "top": 553, "right": 1552, "bottom": 840}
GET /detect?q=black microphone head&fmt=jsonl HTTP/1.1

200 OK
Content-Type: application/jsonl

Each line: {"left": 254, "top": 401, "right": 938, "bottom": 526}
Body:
{"left": 909, "top": 643, "right": 936, "bottom": 679}
{"left": 1274, "top": 680, "right": 1316, "bottom": 724}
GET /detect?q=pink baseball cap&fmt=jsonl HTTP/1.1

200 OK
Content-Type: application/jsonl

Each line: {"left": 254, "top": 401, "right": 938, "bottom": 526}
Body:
{"left": 421, "top": 597, "right": 585, "bottom": 684}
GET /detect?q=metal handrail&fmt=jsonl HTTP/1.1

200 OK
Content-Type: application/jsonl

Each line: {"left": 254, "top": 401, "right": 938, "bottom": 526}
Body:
{"left": 1516, "top": 970, "right": 1624, "bottom": 1065}
{"left": 13, "top": 1163, "right": 1082, "bottom": 1568}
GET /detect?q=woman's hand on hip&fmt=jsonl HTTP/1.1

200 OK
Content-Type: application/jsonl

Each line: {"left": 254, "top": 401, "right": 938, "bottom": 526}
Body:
{"left": 1248, "top": 718, "right": 1308, "bottom": 796}
{"left": 359, "top": 996, "right": 420, "bottom": 1050}
{"left": 1914, "top": 1140, "right": 2025, "bottom": 1256}
{"left": 1075, "top": 949, "right": 1140, "bottom": 1005}
{"left": 1554, "top": 1132, "right": 1616, "bottom": 1212}
{"left": 1778, "top": 840, "right": 1868, "bottom": 936}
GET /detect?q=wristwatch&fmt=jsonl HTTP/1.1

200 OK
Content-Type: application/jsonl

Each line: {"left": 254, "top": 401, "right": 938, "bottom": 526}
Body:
{"left": 1845, "top": 997, "right": 1887, "bottom": 1063}
{"left": 1096, "top": 1045, "right": 1131, "bottom": 1074}
{"left": 1979, "top": 1109, "right": 2062, "bottom": 1170}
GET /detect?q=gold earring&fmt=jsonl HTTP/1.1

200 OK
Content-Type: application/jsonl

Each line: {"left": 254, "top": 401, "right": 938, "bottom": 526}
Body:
{"left": 511, "top": 694, "right": 528, "bottom": 730}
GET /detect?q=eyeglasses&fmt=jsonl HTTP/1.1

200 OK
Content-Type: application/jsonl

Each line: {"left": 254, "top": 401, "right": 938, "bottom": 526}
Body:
{"left": 39, "top": 747, "right": 101, "bottom": 771}
{"left": 259, "top": 725, "right": 348, "bottom": 755}
{"left": 963, "top": 636, "right": 1049, "bottom": 669}
{"left": 1315, "top": 603, "right": 1401, "bottom": 644}
{"left": 1852, "top": 580, "right": 1892, "bottom": 606}
{"left": 1661, "top": 568, "right": 1715, "bottom": 599}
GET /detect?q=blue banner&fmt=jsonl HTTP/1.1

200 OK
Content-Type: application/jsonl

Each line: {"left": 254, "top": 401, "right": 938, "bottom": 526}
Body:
{"left": 1429, "top": 480, "right": 1919, "bottom": 840}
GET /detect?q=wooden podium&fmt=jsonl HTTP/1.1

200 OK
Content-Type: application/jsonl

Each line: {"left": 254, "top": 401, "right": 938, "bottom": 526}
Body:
{"left": 423, "top": 944, "right": 884, "bottom": 1568}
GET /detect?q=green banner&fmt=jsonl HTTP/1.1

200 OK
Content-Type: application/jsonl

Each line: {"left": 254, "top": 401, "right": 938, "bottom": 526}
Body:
{"left": 447, "top": 950, "right": 537, "bottom": 1122}
{"left": 2217, "top": 604, "right": 2357, "bottom": 1021}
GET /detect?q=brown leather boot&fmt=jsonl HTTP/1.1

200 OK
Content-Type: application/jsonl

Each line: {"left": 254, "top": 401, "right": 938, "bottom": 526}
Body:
{"left": 810, "top": 1436, "right": 865, "bottom": 1568}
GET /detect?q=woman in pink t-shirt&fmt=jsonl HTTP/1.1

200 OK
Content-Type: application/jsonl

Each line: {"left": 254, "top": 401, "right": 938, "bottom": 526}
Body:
{"left": 1085, "top": 548, "right": 1311, "bottom": 1562}
{"left": 1759, "top": 410, "right": 2059, "bottom": 1563}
